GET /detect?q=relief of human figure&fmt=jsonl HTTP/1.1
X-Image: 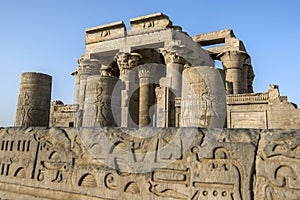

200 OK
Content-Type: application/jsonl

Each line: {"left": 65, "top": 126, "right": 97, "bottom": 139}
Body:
{"left": 20, "top": 92, "right": 33, "bottom": 126}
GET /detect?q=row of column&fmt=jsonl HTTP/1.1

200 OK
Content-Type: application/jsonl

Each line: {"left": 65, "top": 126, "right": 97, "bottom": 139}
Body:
{"left": 112, "top": 50, "right": 186, "bottom": 127}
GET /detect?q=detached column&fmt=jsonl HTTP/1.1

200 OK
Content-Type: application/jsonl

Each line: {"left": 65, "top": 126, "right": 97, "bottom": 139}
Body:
{"left": 138, "top": 64, "right": 155, "bottom": 127}
{"left": 161, "top": 50, "right": 185, "bottom": 127}
{"left": 217, "top": 50, "right": 248, "bottom": 94}
{"left": 15, "top": 72, "right": 52, "bottom": 127}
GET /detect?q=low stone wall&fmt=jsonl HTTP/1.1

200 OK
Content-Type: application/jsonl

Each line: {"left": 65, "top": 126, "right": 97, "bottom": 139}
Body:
{"left": 0, "top": 127, "right": 299, "bottom": 199}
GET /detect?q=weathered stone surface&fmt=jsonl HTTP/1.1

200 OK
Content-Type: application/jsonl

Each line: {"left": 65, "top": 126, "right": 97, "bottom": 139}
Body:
{"left": 82, "top": 75, "right": 101, "bottom": 127}
{"left": 255, "top": 130, "right": 300, "bottom": 199}
{"left": 96, "top": 76, "right": 120, "bottom": 127}
{"left": 85, "top": 21, "right": 126, "bottom": 44}
{"left": 193, "top": 29, "right": 235, "bottom": 46}
{"left": 15, "top": 72, "right": 52, "bottom": 127}
{"left": 49, "top": 101, "right": 79, "bottom": 127}
{"left": 0, "top": 127, "right": 269, "bottom": 199}
{"left": 227, "top": 85, "right": 300, "bottom": 128}
{"left": 129, "top": 12, "right": 173, "bottom": 32}
{"left": 181, "top": 66, "right": 226, "bottom": 128}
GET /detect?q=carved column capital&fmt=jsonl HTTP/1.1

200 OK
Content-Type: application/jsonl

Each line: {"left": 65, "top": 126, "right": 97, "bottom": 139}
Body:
{"left": 115, "top": 52, "right": 142, "bottom": 77}
{"left": 161, "top": 50, "right": 186, "bottom": 65}
{"left": 217, "top": 50, "right": 249, "bottom": 70}
{"left": 78, "top": 58, "right": 101, "bottom": 75}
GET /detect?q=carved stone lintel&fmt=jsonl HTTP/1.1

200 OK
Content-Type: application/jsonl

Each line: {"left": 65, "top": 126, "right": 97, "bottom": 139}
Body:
{"left": 85, "top": 21, "right": 126, "bottom": 44}
{"left": 130, "top": 12, "right": 173, "bottom": 31}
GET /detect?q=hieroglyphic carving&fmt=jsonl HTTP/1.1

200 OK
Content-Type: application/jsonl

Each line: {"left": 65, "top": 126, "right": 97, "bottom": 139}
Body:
{"left": 85, "top": 21, "right": 125, "bottom": 44}
{"left": 100, "top": 30, "right": 110, "bottom": 37}
{"left": 152, "top": 168, "right": 190, "bottom": 187}
{"left": 124, "top": 182, "right": 140, "bottom": 194}
{"left": 155, "top": 131, "right": 184, "bottom": 162}
{"left": 78, "top": 173, "right": 97, "bottom": 187}
{"left": 149, "top": 181, "right": 188, "bottom": 199}
{"left": 2, "top": 128, "right": 300, "bottom": 199}
{"left": 144, "top": 20, "right": 154, "bottom": 28}
{"left": 255, "top": 130, "right": 300, "bottom": 199}
{"left": 191, "top": 146, "right": 243, "bottom": 199}
{"left": 104, "top": 173, "right": 117, "bottom": 190}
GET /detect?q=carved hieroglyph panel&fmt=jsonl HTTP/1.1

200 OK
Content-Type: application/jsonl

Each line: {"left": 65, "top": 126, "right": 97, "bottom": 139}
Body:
{"left": 255, "top": 130, "right": 300, "bottom": 199}
{"left": 0, "top": 127, "right": 263, "bottom": 199}
{"left": 230, "top": 111, "right": 267, "bottom": 129}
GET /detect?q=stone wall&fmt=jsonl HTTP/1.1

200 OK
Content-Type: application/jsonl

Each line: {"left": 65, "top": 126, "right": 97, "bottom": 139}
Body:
{"left": 0, "top": 127, "right": 299, "bottom": 199}
{"left": 227, "top": 85, "right": 300, "bottom": 129}
{"left": 49, "top": 101, "right": 79, "bottom": 127}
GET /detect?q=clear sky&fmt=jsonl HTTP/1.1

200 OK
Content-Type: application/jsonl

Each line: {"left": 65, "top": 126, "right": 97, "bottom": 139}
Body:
{"left": 0, "top": 0, "right": 300, "bottom": 127}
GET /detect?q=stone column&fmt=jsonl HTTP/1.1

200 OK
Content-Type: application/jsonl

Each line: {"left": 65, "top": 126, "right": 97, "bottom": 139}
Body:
{"left": 115, "top": 52, "right": 142, "bottom": 127}
{"left": 77, "top": 59, "right": 100, "bottom": 107}
{"left": 138, "top": 64, "right": 155, "bottom": 127}
{"left": 217, "top": 50, "right": 249, "bottom": 94}
{"left": 75, "top": 58, "right": 100, "bottom": 127}
{"left": 181, "top": 66, "right": 226, "bottom": 128}
{"left": 247, "top": 65, "right": 255, "bottom": 93}
{"left": 161, "top": 50, "right": 186, "bottom": 127}
{"left": 241, "top": 57, "right": 252, "bottom": 94}
{"left": 71, "top": 68, "right": 80, "bottom": 104}
{"left": 161, "top": 50, "right": 185, "bottom": 96}
{"left": 96, "top": 75, "right": 120, "bottom": 127}
{"left": 15, "top": 72, "right": 52, "bottom": 127}
{"left": 82, "top": 75, "right": 101, "bottom": 127}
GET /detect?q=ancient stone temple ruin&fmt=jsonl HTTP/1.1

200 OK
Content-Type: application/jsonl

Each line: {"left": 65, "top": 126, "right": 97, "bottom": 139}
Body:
{"left": 1, "top": 13, "right": 300, "bottom": 199}
{"left": 42, "top": 13, "right": 300, "bottom": 130}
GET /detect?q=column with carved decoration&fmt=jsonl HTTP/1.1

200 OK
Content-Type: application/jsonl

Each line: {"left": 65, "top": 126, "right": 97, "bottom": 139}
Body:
{"left": 15, "top": 72, "right": 52, "bottom": 127}
{"left": 95, "top": 69, "right": 120, "bottom": 127}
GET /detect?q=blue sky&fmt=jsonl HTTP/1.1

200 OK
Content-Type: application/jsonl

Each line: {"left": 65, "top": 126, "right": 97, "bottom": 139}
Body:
{"left": 0, "top": 1, "right": 300, "bottom": 126}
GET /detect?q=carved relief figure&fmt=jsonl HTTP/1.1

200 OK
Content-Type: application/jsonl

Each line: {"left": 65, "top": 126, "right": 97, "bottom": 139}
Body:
{"left": 20, "top": 92, "right": 33, "bottom": 126}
